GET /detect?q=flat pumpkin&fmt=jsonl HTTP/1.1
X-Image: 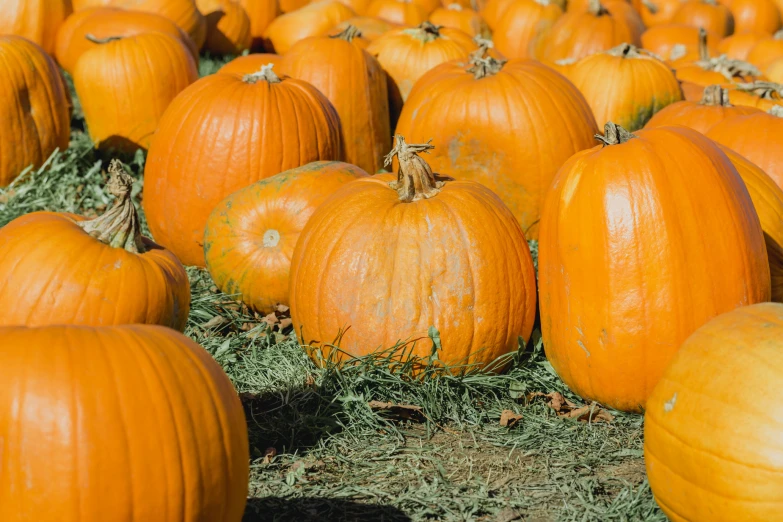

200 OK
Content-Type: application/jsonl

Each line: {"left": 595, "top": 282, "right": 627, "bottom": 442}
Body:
{"left": 481, "top": 0, "right": 515, "bottom": 29}
{"left": 204, "top": 161, "right": 369, "bottom": 314}
{"left": 767, "top": 55, "right": 783, "bottom": 81}
{"left": 539, "top": 123, "right": 770, "bottom": 412}
{"left": 0, "top": 161, "right": 190, "bottom": 330}
{"left": 645, "top": 84, "right": 761, "bottom": 132}
{"left": 0, "top": 0, "right": 72, "bottom": 54}
{"left": 634, "top": 0, "right": 682, "bottom": 27}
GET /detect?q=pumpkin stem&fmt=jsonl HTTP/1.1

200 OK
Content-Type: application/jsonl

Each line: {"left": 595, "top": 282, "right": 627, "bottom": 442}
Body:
{"left": 606, "top": 43, "right": 641, "bottom": 58}
{"left": 669, "top": 43, "right": 687, "bottom": 61}
{"left": 698, "top": 27, "right": 709, "bottom": 61}
{"left": 384, "top": 135, "right": 443, "bottom": 202}
{"left": 85, "top": 34, "right": 123, "bottom": 44}
{"left": 467, "top": 37, "right": 506, "bottom": 79}
{"left": 446, "top": 3, "right": 463, "bottom": 9}
{"left": 700, "top": 85, "right": 732, "bottom": 106}
{"left": 735, "top": 81, "right": 783, "bottom": 100}
{"left": 770, "top": 106, "right": 783, "bottom": 117}
{"left": 594, "top": 122, "right": 636, "bottom": 146}
{"left": 77, "top": 160, "right": 145, "bottom": 254}
{"left": 641, "top": 0, "right": 658, "bottom": 13}
{"left": 775, "top": 29, "right": 783, "bottom": 40}
{"left": 588, "top": 0, "right": 609, "bottom": 15}
{"left": 331, "top": 24, "right": 362, "bottom": 42}
{"left": 402, "top": 21, "right": 443, "bottom": 43}
{"left": 243, "top": 63, "right": 281, "bottom": 84}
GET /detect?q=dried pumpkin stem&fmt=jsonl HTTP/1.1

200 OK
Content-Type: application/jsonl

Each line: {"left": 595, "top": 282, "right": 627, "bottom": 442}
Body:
{"left": 698, "top": 28, "right": 709, "bottom": 62}
{"left": 701, "top": 85, "right": 731, "bottom": 106}
{"left": 402, "top": 22, "right": 443, "bottom": 43}
{"left": 85, "top": 34, "right": 123, "bottom": 44}
{"left": 594, "top": 122, "right": 636, "bottom": 146}
{"left": 775, "top": 29, "right": 783, "bottom": 40}
{"left": 243, "top": 63, "right": 281, "bottom": 84}
{"left": 467, "top": 38, "right": 506, "bottom": 79}
{"left": 735, "top": 81, "right": 783, "bottom": 99}
{"left": 78, "top": 160, "right": 146, "bottom": 254}
{"left": 588, "top": 0, "right": 609, "bottom": 16}
{"left": 770, "top": 106, "right": 783, "bottom": 117}
{"left": 384, "top": 135, "right": 443, "bottom": 202}
{"left": 446, "top": 3, "right": 463, "bottom": 9}
{"left": 607, "top": 43, "right": 641, "bottom": 58}
{"left": 331, "top": 25, "right": 362, "bottom": 42}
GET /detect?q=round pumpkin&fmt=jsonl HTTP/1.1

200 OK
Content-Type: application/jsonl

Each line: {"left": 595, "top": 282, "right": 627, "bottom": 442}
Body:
{"left": 767, "top": 55, "right": 783, "bottom": 80}
{"left": 0, "top": 0, "right": 72, "bottom": 54}
{"left": 0, "top": 323, "right": 248, "bottom": 522}
{"left": 671, "top": 0, "right": 735, "bottom": 38}
{"left": 640, "top": 24, "right": 718, "bottom": 62}
{"left": 716, "top": 30, "right": 768, "bottom": 59}
{"left": 645, "top": 84, "right": 762, "bottom": 132}
{"left": 567, "top": 44, "right": 683, "bottom": 130}
{"left": 218, "top": 52, "right": 282, "bottom": 74}
{"left": 395, "top": 53, "right": 598, "bottom": 239}
{"left": 205, "top": 161, "right": 369, "bottom": 314}
{"left": 143, "top": 64, "right": 343, "bottom": 267}
{"left": 289, "top": 137, "right": 537, "bottom": 370}
{"left": 263, "top": 0, "right": 356, "bottom": 53}
{"left": 726, "top": 80, "right": 783, "bottom": 110}
{"left": 197, "top": 0, "right": 253, "bottom": 54}
{"left": 746, "top": 29, "right": 783, "bottom": 70}
{"left": 238, "top": 0, "right": 278, "bottom": 49}
{"left": 73, "top": 32, "right": 198, "bottom": 153}
{"left": 0, "top": 161, "right": 190, "bottom": 330}
{"left": 644, "top": 302, "right": 783, "bottom": 521}
{"left": 726, "top": 0, "right": 781, "bottom": 34}
{"left": 634, "top": 0, "right": 682, "bottom": 27}
{"left": 279, "top": 0, "right": 310, "bottom": 12}
{"left": 481, "top": 0, "right": 515, "bottom": 28}
{"left": 366, "top": 0, "right": 430, "bottom": 24}
{"left": 0, "top": 36, "right": 70, "bottom": 188}
{"left": 332, "top": 16, "right": 403, "bottom": 40}
{"left": 429, "top": 4, "right": 491, "bottom": 37}
{"left": 492, "top": 0, "right": 563, "bottom": 59}
{"left": 110, "top": 0, "right": 207, "bottom": 49}
{"left": 539, "top": 123, "right": 771, "bottom": 412}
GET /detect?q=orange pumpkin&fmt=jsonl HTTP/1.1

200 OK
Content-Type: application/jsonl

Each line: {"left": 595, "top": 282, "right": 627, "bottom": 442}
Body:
{"left": 671, "top": 0, "right": 735, "bottom": 38}
{"left": 332, "top": 16, "right": 403, "bottom": 40}
{"left": 289, "top": 137, "right": 538, "bottom": 370}
{"left": 567, "top": 44, "right": 683, "bottom": 130}
{"left": 645, "top": 84, "right": 762, "bottom": 131}
{"left": 197, "top": 0, "right": 253, "bottom": 54}
{"left": 0, "top": 161, "right": 190, "bottom": 330}
{"left": 726, "top": 80, "right": 783, "bottom": 109}
{"left": 333, "top": 0, "right": 375, "bottom": 14}
{"left": 645, "top": 302, "right": 783, "bottom": 521}
{"left": 492, "top": 0, "right": 563, "bottom": 59}
{"left": 73, "top": 0, "right": 115, "bottom": 9}
{"left": 0, "top": 0, "right": 72, "bottom": 54}
{"left": 281, "top": 27, "right": 391, "bottom": 173}
{"left": 767, "top": 55, "right": 783, "bottom": 80}
{"left": 0, "top": 323, "right": 248, "bottom": 522}
{"left": 395, "top": 53, "right": 598, "bottom": 239}
{"left": 429, "top": 4, "right": 491, "bottom": 37}
{"left": 0, "top": 36, "right": 70, "bottom": 188}
{"left": 641, "top": 24, "right": 718, "bottom": 61}
{"left": 204, "top": 161, "right": 369, "bottom": 313}
{"left": 263, "top": 0, "right": 356, "bottom": 53}
{"left": 143, "top": 64, "right": 343, "bottom": 267}
{"left": 481, "top": 0, "right": 515, "bottom": 28}
{"left": 366, "top": 0, "right": 430, "bottom": 24}
{"left": 238, "top": 0, "right": 278, "bottom": 49}
{"left": 746, "top": 29, "right": 783, "bottom": 70}
{"left": 218, "top": 52, "right": 282, "bottom": 74}
{"left": 539, "top": 122, "right": 770, "bottom": 412}
{"left": 634, "top": 0, "right": 682, "bottom": 27}
{"left": 279, "top": 0, "right": 310, "bottom": 11}
{"left": 110, "top": 0, "right": 208, "bottom": 49}
{"left": 73, "top": 32, "right": 198, "bottom": 153}
{"left": 726, "top": 0, "right": 781, "bottom": 34}
{"left": 717, "top": 30, "right": 768, "bottom": 59}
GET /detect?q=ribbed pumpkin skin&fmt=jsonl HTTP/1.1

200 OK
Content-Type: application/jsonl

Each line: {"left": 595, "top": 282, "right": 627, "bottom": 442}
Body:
{"left": 717, "top": 30, "right": 768, "bottom": 59}
{"left": 0, "top": 212, "right": 190, "bottom": 330}
{"left": 0, "top": 0, "right": 72, "bottom": 54}
{"left": 204, "top": 161, "right": 369, "bottom": 314}
{"left": 644, "top": 303, "right": 783, "bottom": 521}
{"left": 238, "top": 0, "right": 279, "bottom": 49}
{"left": 263, "top": 1, "right": 356, "bottom": 53}
{"left": 0, "top": 36, "right": 70, "bottom": 188}
{"left": 289, "top": 174, "right": 538, "bottom": 369}
{"left": 728, "top": 0, "right": 781, "bottom": 34}
{"left": 367, "top": 0, "right": 430, "bottom": 24}
{"left": 111, "top": 0, "right": 208, "bottom": 48}
{"left": 672, "top": 0, "right": 735, "bottom": 38}
{"left": 198, "top": 0, "right": 253, "bottom": 54}
{"left": 645, "top": 87, "right": 762, "bottom": 132}
{"left": 395, "top": 59, "right": 598, "bottom": 239}
{"left": 568, "top": 46, "right": 683, "bottom": 130}
{"left": 492, "top": 0, "right": 563, "bottom": 59}
{"left": 640, "top": 24, "right": 718, "bottom": 62}
{"left": 219, "top": 52, "right": 281, "bottom": 74}
{"left": 282, "top": 35, "right": 391, "bottom": 174}
{"left": 143, "top": 72, "right": 343, "bottom": 267}
{"left": 73, "top": 33, "right": 198, "bottom": 153}
{"left": 0, "top": 324, "right": 248, "bottom": 522}
{"left": 539, "top": 125, "right": 771, "bottom": 412}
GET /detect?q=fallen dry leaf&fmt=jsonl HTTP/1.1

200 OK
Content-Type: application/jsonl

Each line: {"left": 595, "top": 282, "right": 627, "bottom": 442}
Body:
{"left": 368, "top": 400, "right": 425, "bottom": 422}
{"left": 525, "top": 391, "right": 577, "bottom": 413}
{"left": 263, "top": 312, "right": 278, "bottom": 326}
{"left": 526, "top": 392, "right": 613, "bottom": 423}
{"left": 499, "top": 409, "right": 523, "bottom": 428}
{"left": 202, "top": 315, "right": 228, "bottom": 330}
{"left": 276, "top": 304, "right": 290, "bottom": 313}
{"left": 262, "top": 447, "right": 277, "bottom": 464}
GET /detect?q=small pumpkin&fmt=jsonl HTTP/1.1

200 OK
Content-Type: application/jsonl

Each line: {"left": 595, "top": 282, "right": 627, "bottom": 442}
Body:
{"left": 726, "top": 0, "right": 781, "bottom": 35}
{"left": 0, "top": 323, "right": 248, "bottom": 522}
{"left": 671, "top": 0, "right": 735, "bottom": 38}
{"left": 204, "top": 161, "right": 369, "bottom": 314}
{"left": 289, "top": 137, "right": 538, "bottom": 370}
{"left": 746, "top": 29, "right": 783, "bottom": 70}
{"left": 539, "top": 122, "right": 770, "bottom": 412}
{"left": 645, "top": 84, "right": 762, "bottom": 132}
{"left": 0, "top": 35, "right": 70, "bottom": 188}
{"left": 366, "top": 0, "right": 430, "bottom": 24}
{"left": 640, "top": 23, "right": 718, "bottom": 62}
{"left": 645, "top": 302, "right": 783, "bottom": 522}
{"left": 238, "top": 0, "right": 279, "bottom": 49}
{"left": 716, "top": 30, "right": 769, "bottom": 59}
{"left": 0, "top": 0, "right": 72, "bottom": 54}
{"left": 218, "top": 52, "right": 282, "bottom": 74}
{"left": 492, "top": 0, "right": 563, "bottom": 59}
{"left": 263, "top": 0, "right": 356, "bottom": 53}
{"left": 429, "top": 4, "right": 491, "bottom": 38}
{"left": 0, "top": 161, "right": 190, "bottom": 330}
{"left": 197, "top": 0, "right": 253, "bottom": 54}
{"left": 110, "top": 0, "right": 208, "bottom": 49}
{"left": 332, "top": 16, "right": 403, "bottom": 40}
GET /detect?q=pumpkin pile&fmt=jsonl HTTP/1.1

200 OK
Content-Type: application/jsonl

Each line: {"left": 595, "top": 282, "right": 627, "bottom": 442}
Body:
{"left": 2, "top": 0, "right": 783, "bottom": 517}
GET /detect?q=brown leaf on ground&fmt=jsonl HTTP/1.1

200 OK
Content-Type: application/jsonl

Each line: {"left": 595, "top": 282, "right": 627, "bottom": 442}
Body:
{"left": 263, "top": 312, "right": 278, "bottom": 326}
{"left": 499, "top": 410, "right": 523, "bottom": 428}
{"left": 276, "top": 304, "right": 290, "bottom": 313}
{"left": 368, "top": 400, "right": 425, "bottom": 422}
{"left": 526, "top": 391, "right": 577, "bottom": 412}
{"left": 526, "top": 392, "right": 613, "bottom": 423}
{"left": 202, "top": 315, "right": 228, "bottom": 330}
{"left": 262, "top": 447, "right": 277, "bottom": 464}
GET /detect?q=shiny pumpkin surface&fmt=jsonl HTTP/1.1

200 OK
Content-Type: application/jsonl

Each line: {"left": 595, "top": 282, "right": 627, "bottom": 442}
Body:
{"left": 218, "top": 52, "right": 281, "bottom": 74}
{"left": 263, "top": 0, "right": 356, "bottom": 53}
{"left": 111, "top": 0, "right": 207, "bottom": 48}
{"left": 238, "top": 0, "right": 279, "bottom": 49}
{"left": 492, "top": 0, "right": 563, "bottom": 59}
{"left": 728, "top": 0, "right": 781, "bottom": 35}
{"left": 645, "top": 85, "right": 762, "bottom": 132}
{"left": 671, "top": 0, "right": 735, "bottom": 38}
{"left": 0, "top": 0, "right": 72, "bottom": 54}
{"left": 197, "top": 0, "right": 253, "bottom": 55}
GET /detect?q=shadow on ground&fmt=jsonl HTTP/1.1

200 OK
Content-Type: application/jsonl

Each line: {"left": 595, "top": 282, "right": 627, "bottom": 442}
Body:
{"left": 243, "top": 497, "right": 412, "bottom": 522}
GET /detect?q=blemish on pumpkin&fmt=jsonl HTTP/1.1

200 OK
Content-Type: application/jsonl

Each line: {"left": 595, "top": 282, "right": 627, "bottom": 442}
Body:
{"left": 577, "top": 339, "right": 590, "bottom": 357}
{"left": 114, "top": 260, "right": 122, "bottom": 269}
{"left": 664, "top": 392, "right": 677, "bottom": 412}
{"left": 263, "top": 229, "right": 280, "bottom": 248}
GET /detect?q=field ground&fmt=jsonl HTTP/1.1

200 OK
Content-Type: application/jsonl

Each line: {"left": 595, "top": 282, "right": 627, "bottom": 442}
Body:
{"left": 0, "top": 57, "right": 665, "bottom": 522}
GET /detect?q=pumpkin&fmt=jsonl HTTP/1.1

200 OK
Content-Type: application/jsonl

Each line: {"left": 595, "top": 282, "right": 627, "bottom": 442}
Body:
{"left": 73, "top": 0, "right": 115, "bottom": 9}
{"left": 634, "top": 0, "right": 682, "bottom": 27}
{"left": 143, "top": 64, "right": 343, "bottom": 267}
{"left": 640, "top": 24, "right": 718, "bottom": 62}
{"left": 671, "top": 0, "right": 735, "bottom": 38}
{"left": 73, "top": 32, "right": 198, "bottom": 153}
{"left": 492, "top": 0, "right": 563, "bottom": 59}
{"left": 0, "top": 0, "right": 72, "bottom": 54}
{"left": 289, "top": 137, "right": 538, "bottom": 370}
{"left": 0, "top": 161, "right": 190, "bottom": 330}
{"left": 746, "top": 29, "right": 783, "bottom": 70}
{"left": 197, "top": 0, "right": 253, "bottom": 54}
{"left": 334, "top": 0, "right": 375, "bottom": 14}
{"left": 55, "top": 7, "right": 199, "bottom": 74}
{"left": 706, "top": 106, "right": 783, "bottom": 190}
{"left": 429, "top": 4, "right": 491, "bottom": 38}
{"left": 716, "top": 30, "right": 769, "bottom": 59}
{"left": 0, "top": 36, "right": 70, "bottom": 188}
{"left": 726, "top": 0, "right": 781, "bottom": 34}
{"left": 481, "top": 0, "right": 515, "bottom": 29}
{"left": 645, "top": 84, "right": 762, "bottom": 132}
{"left": 110, "top": 0, "right": 207, "bottom": 49}
{"left": 204, "top": 161, "right": 369, "bottom": 314}
{"left": 326, "top": 25, "right": 373, "bottom": 49}
{"left": 279, "top": 0, "right": 310, "bottom": 12}
{"left": 263, "top": 0, "right": 356, "bottom": 53}
{"left": 767, "top": 55, "right": 783, "bottom": 80}
{"left": 395, "top": 51, "right": 598, "bottom": 239}
{"left": 567, "top": 44, "right": 683, "bottom": 130}
{"left": 726, "top": 80, "right": 783, "bottom": 109}
{"left": 366, "top": 0, "right": 430, "bottom": 24}
{"left": 238, "top": 0, "right": 279, "bottom": 49}
{"left": 332, "top": 16, "right": 403, "bottom": 40}
{"left": 281, "top": 27, "right": 391, "bottom": 173}
{"left": 719, "top": 145, "right": 783, "bottom": 301}
{"left": 539, "top": 122, "right": 770, "bottom": 412}
{"left": 0, "top": 323, "right": 248, "bottom": 522}
{"left": 645, "top": 302, "right": 783, "bottom": 521}
{"left": 219, "top": 52, "right": 282, "bottom": 74}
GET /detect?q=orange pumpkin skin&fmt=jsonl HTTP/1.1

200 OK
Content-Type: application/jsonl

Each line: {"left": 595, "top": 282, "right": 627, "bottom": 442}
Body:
{"left": 205, "top": 161, "right": 369, "bottom": 314}
{"left": 55, "top": 7, "right": 199, "bottom": 74}
{"left": 645, "top": 85, "right": 762, "bottom": 132}
{"left": 0, "top": 35, "right": 70, "bottom": 187}
{"left": 366, "top": 0, "right": 430, "bottom": 24}
{"left": 281, "top": 30, "right": 391, "bottom": 174}
{"left": 725, "top": 81, "right": 783, "bottom": 110}
{"left": 481, "top": 0, "right": 515, "bottom": 28}
{"left": 767, "top": 55, "right": 783, "bottom": 80}
{"left": 143, "top": 67, "right": 343, "bottom": 268}
{"left": 280, "top": 0, "right": 310, "bottom": 12}
{"left": 73, "top": 0, "right": 115, "bottom": 9}
{"left": 289, "top": 142, "right": 538, "bottom": 370}
{"left": 644, "top": 303, "right": 783, "bottom": 521}
{"left": 73, "top": 33, "right": 198, "bottom": 154}
{"left": 334, "top": 0, "right": 374, "bottom": 15}
{"left": 747, "top": 30, "right": 783, "bottom": 70}
{"left": 717, "top": 30, "right": 768, "bottom": 59}
{"left": 672, "top": 0, "right": 735, "bottom": 38}
{"left": 429, "top": 4, "right": 491, "bottom": 38}
{"left": 635, "top": 0, "right": 682, "bottom": 27}
{"left": 263, "top": 1, "right": 356, "bottom": 53}
{"left": 218, "top": 52, "right": 281, "bottom": 74}
{"left": 641, "top": 24, "right": 718, "bottom": 61}
{"left": 492, "top": 0, "right": 563, "bottom": 59}
{"left": 238, "top": 0, "right": 279, "bottom": 49}
{"left": 539, "top": 124, "right": 770, "bottom": 413}
{"left": 395, "top": 58, "right": 598, "bottom": 239}
{"left": 332, "top": 16, "right": 403, "bottom": 40}
{"left": 110, "top": 0, "right": 208, "bottom": 49}
{"left": 567, "top": 44, "right": 683, "bottom": 130}
{"left": 728, "top": 0, "right": 781, "bottom": 34}
{"left": 197, "top": 0, "right": 253, "bottom": 54}
{"left": 0, "top": 324, "right": 248, "bottom": 522}
{"left": 0, "top": 0, "right": 71, "bottom": 54}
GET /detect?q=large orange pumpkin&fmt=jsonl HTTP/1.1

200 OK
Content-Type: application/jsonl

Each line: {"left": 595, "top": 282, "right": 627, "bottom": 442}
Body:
{"left": 366, "top": 0, "right": 430, "bottom": 24}
{"left": 481, "top": 0, "right": 515, "bottom": 28}
{"left": 645, "top": 84, "right": 762, "bottom": 132}
{"left": 110, "top": 0, "right": 207, "bottom": 49}
{"left": 634, "top": 0, "right": 682, "bottom": 27}
{"left": 492, "top": 0, "right": 563, "bottom": 59}
{"left": 429, "top": 4, "right": 491, "bottom": 38}
{"left": 218, "top": 52, "right": 282, "bottom": 74}
{"left": 726, "top": 0, "right": 781, "bottom": 34}
{"left": 671, "top": 0, "right": 735, "bottom": 38}
{"left": 238, "top": 0, "right": 279, "bottom": 49}
{"left": 73, "top": 32, "right": 198, "bottom": 153}
{"left": 395, "top": 53, "right": 597, "bottom": 239}
{"left": 289, "top": 137, "right": 538, "bottom": 370}
{"left": 143, "top": 64, "right": 343, "bottom": 267}
{"left": 0, "top": 0, "right": 72, "bottom": 54}
{"left": 263, "top": 0, "right": 356, "bottom": 53}
{"left": 0, "top": 161, "right": 190, "bottom": 330}
{"left": 640, "top": 24, "right": 718, "bottom": 61}
{"left": 204, "top": 161, "right": 369, "bottom": 314}
{"left": 645, "top": 302, "right": 783, "bottom": 521}
{"left": 716, "top": 30, "right": 768, "bottom": 59}
{"left": 197, "top": 0, "right": 253, "bottom": 54}
{"left": 0, "top": 323, "right": 248, "bottom": 522}
{"left": 332, "top": 16, "right": 403, "bottom": 40}
{"left": 281, "top": 27, "right": 391, "bottom": 174}
{"left": 539, "top": 123, "right": 770, "bottom": 412}
{"left": 0, "top": 36, "right": 70, "bottom": 188}
{"left": 746, "top": 29, "right": 783, "bottom": 69}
